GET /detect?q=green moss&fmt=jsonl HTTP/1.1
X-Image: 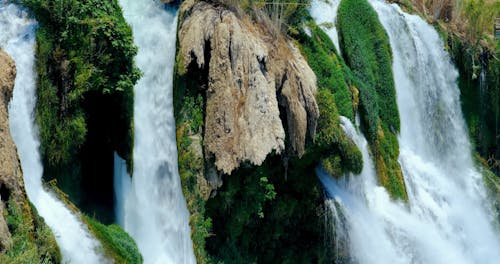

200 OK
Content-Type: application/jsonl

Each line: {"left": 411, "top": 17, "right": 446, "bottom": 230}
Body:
{"left": 174, "top": 46, "right": 213, "bottom": 263}
{"left": 0, "top": 199, "right": 61, "bottom": 263}
{"left": 315, "top": 89, "right": 363, "bottom": 175}
{"left": 450, "top": 36, "right": 499, "bottom": 175}
{"left": 296, "top": 22, "right": 354, "bottom": 120}
{"left": 21, "top": 0, "right": 141, "bottom": 222}
{"left": 375, "top": 124, "right": 407, "bottom": 201}
{"left": 83, "top": 215, "right": 143, "bottom": 264}
{"left": 336, "top": 0, "right": 407, "bottom": 200}
{"left": 337, "top": 0, "right": 399, "bottom": 134}
{"left": 23, "top": 0, "right": 140, "bottom": 168}
{"left": 292, "top": 22, "right": 363, "bottom": 176}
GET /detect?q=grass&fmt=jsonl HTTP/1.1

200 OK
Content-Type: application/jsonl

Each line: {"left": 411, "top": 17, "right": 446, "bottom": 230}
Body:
{"left": 0, "top": 199, "right": 61, "bottom": 263}
{"left": 83, "top": 215, "right": 143, "bottom": 264}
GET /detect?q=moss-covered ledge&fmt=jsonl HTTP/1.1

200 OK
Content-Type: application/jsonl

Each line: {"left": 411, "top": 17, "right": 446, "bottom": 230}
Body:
{"left": 337, "top": 0, "right": 408, "bottom": 201}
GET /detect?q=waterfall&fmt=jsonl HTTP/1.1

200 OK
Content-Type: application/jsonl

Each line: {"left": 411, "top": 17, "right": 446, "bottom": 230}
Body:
{"left": 317, "top": 1, "right": 500, "bottom": 263}
{"left": 310, "top": 0, "right": 342, "bottom": 55}
{"left": 115, "top": 0, "right": 196, "bottom": 263}
{"left": 1, "top": 3, "right": 105, "bottom": 263}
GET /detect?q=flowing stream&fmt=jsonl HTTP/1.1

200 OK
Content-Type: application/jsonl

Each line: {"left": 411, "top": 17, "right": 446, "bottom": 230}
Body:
{"left": 1, "top": 3, "right": 105, "bottom": 263}
{"left": 115, "top": 0, "right": 196, "bottom": 263}
{"left": 317, "top": 1, "right": 500, "bottom": 263}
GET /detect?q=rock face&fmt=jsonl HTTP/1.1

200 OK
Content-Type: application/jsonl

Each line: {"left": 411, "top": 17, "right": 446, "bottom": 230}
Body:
{"left": 0, "top": 49, "right": 20, "bottom": 252}
{"left": 177, "top": 1, "right": 319, "bottom": 174}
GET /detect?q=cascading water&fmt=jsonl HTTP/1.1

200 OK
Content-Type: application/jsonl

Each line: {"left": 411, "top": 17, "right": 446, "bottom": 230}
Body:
{"left": 317, "top": 1, "right": 500, "bottom": 263}
{"left": 1, "top": 3, "right": 105, "bottom": 263}
{"left": 310, "top": 0, "right": 342, "bottom": 54}
{"left": 115, "top": 0, "right": 196, "bottom": 263}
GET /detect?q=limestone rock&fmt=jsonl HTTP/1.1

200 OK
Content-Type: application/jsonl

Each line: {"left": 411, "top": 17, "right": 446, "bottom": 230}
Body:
{"left": 0, "top": 49, "right": 21, "bottom": 252}
{"left": 177, "top": 1, "right": 319, "bottom": 174}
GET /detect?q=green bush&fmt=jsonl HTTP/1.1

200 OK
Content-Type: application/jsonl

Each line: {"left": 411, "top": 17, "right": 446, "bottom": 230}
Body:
{"left": 83, "top": 215, "right": 143, "bottom": 263}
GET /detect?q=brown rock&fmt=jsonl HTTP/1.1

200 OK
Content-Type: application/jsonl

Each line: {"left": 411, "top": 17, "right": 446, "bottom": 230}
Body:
{"left": 177, "top": 1, "right": 319, "bottom": 174}
{"left": 0, "top": 49, "right": 21, "bottom": 252}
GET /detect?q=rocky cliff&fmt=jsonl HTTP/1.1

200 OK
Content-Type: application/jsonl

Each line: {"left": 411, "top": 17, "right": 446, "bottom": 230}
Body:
{"left": 177, "top": 0, "right": 319, "bottom": 174}
{"left": 0, "top": 49, "right": 60, "bottom": 262}
{"left": 0, "top": 49, "right": 20, "bottom": 251}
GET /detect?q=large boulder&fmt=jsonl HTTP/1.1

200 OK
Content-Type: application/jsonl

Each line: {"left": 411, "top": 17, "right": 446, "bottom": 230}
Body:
{"left": 177, "top": 1, "right": 319, "bottom": 174}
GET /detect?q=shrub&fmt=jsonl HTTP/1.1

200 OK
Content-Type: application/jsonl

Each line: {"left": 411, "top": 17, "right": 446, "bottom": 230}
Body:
{"left": 83, "top": 215, "right": 143, "bottom": 263}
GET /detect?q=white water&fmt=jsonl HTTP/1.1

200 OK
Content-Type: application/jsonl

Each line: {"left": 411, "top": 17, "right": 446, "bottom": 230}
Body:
{"left": 115, "top": 1, "right": 196, "bottom": 263}
{"left": 310, "top": 0, "right": 342, "bottom": 55}
{"left": 317, "top": 1, "right": 500, "bottom": 263}
{"left": 1, "top": 3, "right": 105, "bottom": 263}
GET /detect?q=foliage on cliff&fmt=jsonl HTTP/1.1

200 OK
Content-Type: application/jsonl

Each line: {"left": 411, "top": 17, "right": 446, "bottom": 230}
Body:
{"left": 21, "top": 0, "right": 140, "bottom": 221}
{"left": 174, "top": 2, "right": 365, "bottom": 262}
{"left": 0, "top": 199, "right": 61, "bottom": 263}
{"left": 451, "top": 37, "right": 499, "bottom": 175}
{"left": 205, "top": 156, "right": 328, "bottom": 263}
{"left": 22, "top": 0, "right": 140, "bottom": 166}
{"left": 337, "top": 0, "right": 407, "bottom": 200}
{"left": 294, "top": 22, "right": 363, "bottom": 176}
{"left": 174, "top": 59, "right": 213, "bottom": 263}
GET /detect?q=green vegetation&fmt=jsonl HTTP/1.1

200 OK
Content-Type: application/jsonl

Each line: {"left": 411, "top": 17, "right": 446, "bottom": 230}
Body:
{"left": 22, "top": 0, "right": 140, "bottom": 167}
{"left": 297, "top": 22, "right": 354, "bottom": 120}
{"left": 337, "top": 0, "right": 407, "bottom": 200}
{"left": 174, "top": 50, "right": 213, "bottom": 263}
{"left": 46, "top": 180, "right": 142, "bottom": 263}
{"left": 450, "top": 37, "right": 499, "bottom": 175}
{"left": 205, "top": 156, "right": 328, "bottom": 263}
{"left": 293, "top": 21, "right": 364, "bottom": 176}
{"left": 0, "top": 199, "right": 61, "bottom": 263}
{"left": 83, "top": 215, "right": 143, "bottom": 264}
{"left": 21, "top": 0, "right": 141, "bottom": 221}
{"left": 475, "top": 154, "right": 500, "bottom": 223}
{"left": 337, "top": 0, "right": 399, "bottom": 134}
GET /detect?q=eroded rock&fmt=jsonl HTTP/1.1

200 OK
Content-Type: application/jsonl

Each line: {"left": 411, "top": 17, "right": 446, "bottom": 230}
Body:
{"left": 177, "top": 1, "right": 319, "bottom": 174}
